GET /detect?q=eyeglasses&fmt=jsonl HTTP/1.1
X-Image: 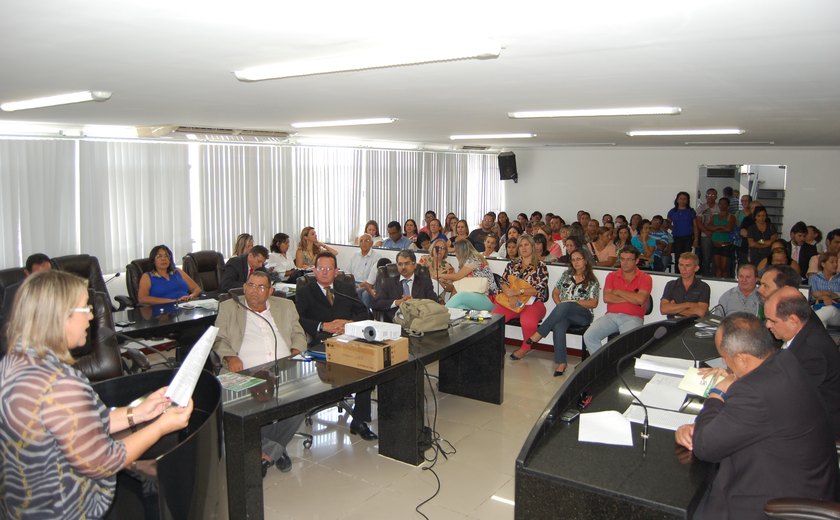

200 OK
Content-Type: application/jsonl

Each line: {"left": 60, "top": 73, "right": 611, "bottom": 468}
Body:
{"left": 245, "top": 282, "right": 270, "bottom": 291}
{"left": 71, "top": 305, "right": 93, "bottom": 315}
{"left": 315, "top": 266, "right": 335, "bottom": 272}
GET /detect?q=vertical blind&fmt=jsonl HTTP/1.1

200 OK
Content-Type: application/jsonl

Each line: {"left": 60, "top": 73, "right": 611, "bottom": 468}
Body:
{"left": 0, "top": 138, "right": 504, "bottom": 272}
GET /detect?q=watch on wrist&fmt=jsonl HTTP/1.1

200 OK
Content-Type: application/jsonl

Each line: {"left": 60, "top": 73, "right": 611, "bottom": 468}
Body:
{"left": 708, "top": 387, "right": 726, "bottom": 401}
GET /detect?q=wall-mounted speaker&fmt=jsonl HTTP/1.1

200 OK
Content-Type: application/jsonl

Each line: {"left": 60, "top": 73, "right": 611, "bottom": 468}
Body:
{"left": 498, "top": 152, "right": 518, "bottom": 183}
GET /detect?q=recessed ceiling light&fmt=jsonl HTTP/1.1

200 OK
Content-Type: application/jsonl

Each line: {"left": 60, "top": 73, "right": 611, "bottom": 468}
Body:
{"left": 235, "top": 41, "right": 502, "bottom": 81}
{"left": 627, "top": 129, "right": 744, "bottom": 136}
{"left": 0, "top": 90, "right": 112, "bottom": 112}
{"left": 509, "top": 107, "right": 681, "bottom": 118}
{"left": 291, "top": 118, "right": 396, "bottom": 129}
{"left": 449, "top": 133, "right": 535, "bottom": 140}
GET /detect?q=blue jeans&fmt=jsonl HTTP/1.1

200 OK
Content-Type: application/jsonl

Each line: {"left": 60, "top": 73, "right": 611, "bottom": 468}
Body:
{"left": 536, "top": 302, "right": 593, "bottom": 364}
{"left": 583, "top": 313, "right": 643, "bottom": 355}
{"left": 357, "top": 287, "right": 372, "bottom": 309}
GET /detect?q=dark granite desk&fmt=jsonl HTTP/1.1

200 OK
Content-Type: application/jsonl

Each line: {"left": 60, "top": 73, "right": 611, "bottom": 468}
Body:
{"left": 515, "top": 319, "right": 719, "bottom": 519}
{"left": 223, "top": 315, "right": 505, "bottom": 520}
{"left": 113, "top": 303, "right": 217, "bottom": 338}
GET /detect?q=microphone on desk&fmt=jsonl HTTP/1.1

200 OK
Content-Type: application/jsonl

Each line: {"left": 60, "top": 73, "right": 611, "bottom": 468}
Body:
{"left": 100, "top": 326, "right": 175, "bottom": 369}
{"left": 231, "top": 294, "right": 280, "bottom": 379}
{"left": 104, "top": 272, "right": 121, "bottom": 284}
{"left": 330, "top": 286, "right": 373, "bottom": 319}
{"left": 616, "top": 326, "right": 668, "bottom": 457}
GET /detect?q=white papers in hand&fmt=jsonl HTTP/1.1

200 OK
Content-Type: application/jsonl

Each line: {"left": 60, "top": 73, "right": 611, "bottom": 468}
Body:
{"left": 623, "top": 404, "right": 696, "bottom": 431}
{"left": 578, "top": 411, "right": 634, "bottom": 446}
{"left": 165, "top": 326, "right": 218, "bottom": 406}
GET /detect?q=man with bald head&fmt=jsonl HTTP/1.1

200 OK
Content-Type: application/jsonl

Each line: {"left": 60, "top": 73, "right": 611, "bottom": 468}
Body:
{"left": 765, "top": 287, "right": 840, "bottom": 435}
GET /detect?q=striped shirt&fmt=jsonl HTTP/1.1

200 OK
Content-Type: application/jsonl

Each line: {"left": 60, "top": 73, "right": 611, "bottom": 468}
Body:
{"left": 0, "top": 348, "right": 126, "bottom": 519}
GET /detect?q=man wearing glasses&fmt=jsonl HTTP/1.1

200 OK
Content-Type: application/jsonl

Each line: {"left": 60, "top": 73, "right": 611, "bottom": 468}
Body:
{"left": 295, "top": 251, "right": 378, "bottom": 440}
{"left": 213, "top": 271, "right": 308, "bottom": 475}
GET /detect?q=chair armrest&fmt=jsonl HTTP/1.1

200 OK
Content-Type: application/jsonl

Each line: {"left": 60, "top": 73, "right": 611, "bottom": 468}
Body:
{"left": 207, "top": 350, "right": 222, "bottom": 376}
{"left": 113, "top": 296, "right": 131, "bottom": 311}
{"left": 765, "top": 498, "right": 840, "bottom": 519}
{"left": 123, "top": 348, "right": 151, "bottom": 372}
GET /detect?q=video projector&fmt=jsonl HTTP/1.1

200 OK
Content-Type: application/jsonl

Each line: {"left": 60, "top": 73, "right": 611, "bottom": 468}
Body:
{"left": 344, "top": 320, "right": 402, "bottom": 342}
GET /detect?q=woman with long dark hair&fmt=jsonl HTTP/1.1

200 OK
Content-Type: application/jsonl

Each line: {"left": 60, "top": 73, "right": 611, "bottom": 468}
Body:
{"left": 523, "top": 250, "right": 600, "bottom": 376}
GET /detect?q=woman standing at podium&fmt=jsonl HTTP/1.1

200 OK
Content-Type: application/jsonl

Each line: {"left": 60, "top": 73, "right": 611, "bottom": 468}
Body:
{"left": 0, "top": 270, "right": 193, "bottom": 519}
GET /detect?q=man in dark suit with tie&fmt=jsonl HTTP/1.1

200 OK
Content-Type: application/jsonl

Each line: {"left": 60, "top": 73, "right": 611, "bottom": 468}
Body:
{"left": 764, "top": 286, "right": 840, "bottom": 436}
{"left": 784, "top": 221, "right": 818, "bottom": 282}
{"left": 675, "top": 313, "right": 837, "bottom": 519}
{"left": 294, "top": 251, "right": 377, "bottom": 440}
{"left": 220, "top": 245, "right": 269, "bottom": 292}
{"left": 371, "top": 249, "right": 438, "bottom": 322}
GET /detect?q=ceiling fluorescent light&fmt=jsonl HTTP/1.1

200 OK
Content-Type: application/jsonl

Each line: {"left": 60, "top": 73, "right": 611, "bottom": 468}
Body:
{"left": 1, "top": 90, "right": 111, "bottom": 112}
{"left": 627, "top": 129, "right": 744, "bottom": 136}
{"left": 235, "top": 41, "right": 501, "bottom": 81}
{"left": 450, "top": 133, "right": 535, "bottom": 140}
{"left": 295, "top": 136, "right": 418, "bottom": 150}
{"left": 685, "top": 141, "right": 774, "bottom": 146}
{"left": 509, "top": 106, "right": 681, "bottom": 118}
{"left": 546, "top": 142, "right": 616, "bottom": 147}
{"left": 291, "top": 117, "right": 396, "bottom": 129}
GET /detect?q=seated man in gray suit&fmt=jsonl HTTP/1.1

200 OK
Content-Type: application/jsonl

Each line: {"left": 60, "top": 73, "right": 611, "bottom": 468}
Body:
{"left": 212, "top": 271, "right": 306, "bottom": 476}
{"left": 675, "top": 313, "right": 837, "bottom": 519}
{"left": 371, "top": 249, "right": 437, "bottom": 322}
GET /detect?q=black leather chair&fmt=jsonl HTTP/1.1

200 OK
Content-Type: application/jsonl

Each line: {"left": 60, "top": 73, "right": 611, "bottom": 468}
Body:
{"left": 0, "top": 267, "right": 26, "bottom": 305}
{"left": 72, "top": 290, "right": 149, "bottom": 381}
{"left": 182, "top": 250, "right": 224, "bottom": 298}
{"left": 52, "top": 254, "right": 127, "bottom": 312}
{"left": 372, "top": 263, "right": 398, "bottom": 321}
{"left": 117, "top": 257, "right": 155, "bottom": 308}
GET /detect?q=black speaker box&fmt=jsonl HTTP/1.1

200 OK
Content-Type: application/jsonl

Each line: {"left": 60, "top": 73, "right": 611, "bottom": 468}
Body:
{"left": 498, "top": 152, "right": 518, "bottom": 182}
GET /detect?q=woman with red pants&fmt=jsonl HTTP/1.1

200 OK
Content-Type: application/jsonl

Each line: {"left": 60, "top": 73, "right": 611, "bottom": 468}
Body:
{"left": 493, "top": 235, "right": 549, "bottom": 360}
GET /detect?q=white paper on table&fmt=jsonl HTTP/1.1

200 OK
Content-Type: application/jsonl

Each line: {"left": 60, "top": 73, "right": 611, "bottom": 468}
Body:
{"left": 634, "top": 354, "right": 694, "bottom": 377}
{"left": 578, "top": 411, "right": 634, "bottom": 446}
{"left": 637, "top": 379, "right": 688, "bottom": 411}
{"left": 623, "top": 404, "right": 696, "bottom": 431}
{"left": 165, "top": 326, "right": 219, "bottom": 406}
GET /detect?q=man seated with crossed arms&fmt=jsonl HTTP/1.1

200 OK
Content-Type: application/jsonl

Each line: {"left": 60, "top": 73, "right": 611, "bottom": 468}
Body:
{"left": 660, "top": 252, "right": 710, "bottom": 318}
{"left": 212, "top": 271, "right": 306, "bottom": 476}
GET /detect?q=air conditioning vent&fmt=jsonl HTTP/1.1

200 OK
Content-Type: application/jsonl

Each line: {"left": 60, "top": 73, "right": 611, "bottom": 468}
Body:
{"left": 460, "top": 145, "right": 490, "bottom": 150}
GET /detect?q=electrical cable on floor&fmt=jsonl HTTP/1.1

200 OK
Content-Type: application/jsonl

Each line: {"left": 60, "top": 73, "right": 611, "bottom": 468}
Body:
{"left": 415, "top": 362, "right": 456, "bottom": 519}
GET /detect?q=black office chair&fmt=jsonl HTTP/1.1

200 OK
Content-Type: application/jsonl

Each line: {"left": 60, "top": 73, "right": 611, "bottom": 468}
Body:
{"left": 182, "top": 250, "right": 224, "bottom": 298}
{"left": 0, "top": 267, "right": 26, "bottom": 305}
{"left": 72, "top": 289, "right": 149, "bottom": 381}
{"left": 372, "top": 263, "right": 398, "bottom": 321}
{"left": 764, "top": 440, "right": 840, "bottom": 519}
{"left": 52, "top": 254, "right": 127, "bottom": 312}
{"left": 117, "top": 257, "right": 155, "bottom": 308}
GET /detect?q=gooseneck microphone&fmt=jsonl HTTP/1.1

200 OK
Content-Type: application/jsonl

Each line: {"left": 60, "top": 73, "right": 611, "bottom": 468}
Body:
{"left": 231, "top": 294, "right": 280, "bottom": 378}
{"left": 330, "top": 285, "right": 373, "bottom": 319}
{"left": 104, "top": 272, "right": 121, "bottom": 284}
{"left": 615, "top": 326, "right": 668, "bottom": 456}
{"left": 99, "top": 326, "right": 174, "bottom": 368}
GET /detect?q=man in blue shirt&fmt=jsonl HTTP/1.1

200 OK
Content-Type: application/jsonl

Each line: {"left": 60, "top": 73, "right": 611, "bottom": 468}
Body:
{"left": 382, "top": 221, "right": 412, "bottom": 250}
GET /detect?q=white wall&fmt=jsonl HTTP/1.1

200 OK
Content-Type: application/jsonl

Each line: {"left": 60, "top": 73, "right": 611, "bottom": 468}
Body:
{"left": 504, "top": 147, "right": 840, "bottom": 236}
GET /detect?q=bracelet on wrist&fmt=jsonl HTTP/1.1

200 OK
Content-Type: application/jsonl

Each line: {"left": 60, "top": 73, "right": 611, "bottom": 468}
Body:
{"left": 126, "top": 406, "right": 137, "bottom": 431}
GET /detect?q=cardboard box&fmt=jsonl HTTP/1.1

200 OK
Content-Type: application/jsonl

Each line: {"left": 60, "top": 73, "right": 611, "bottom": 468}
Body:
{"left": 325, "top": 336, "right": 409, "bottom": 372}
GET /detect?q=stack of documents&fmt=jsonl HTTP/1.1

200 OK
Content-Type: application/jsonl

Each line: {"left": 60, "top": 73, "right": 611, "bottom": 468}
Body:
{"left": 634, "top": 354, "right": 694, "bottom": 379}
{"left": 180, "top": 298, "right": 219, "bottom": 310}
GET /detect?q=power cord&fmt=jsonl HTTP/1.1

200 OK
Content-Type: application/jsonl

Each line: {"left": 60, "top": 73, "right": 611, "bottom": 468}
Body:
{"left": 414, "top": 360, "right": 456, "bottom": 519}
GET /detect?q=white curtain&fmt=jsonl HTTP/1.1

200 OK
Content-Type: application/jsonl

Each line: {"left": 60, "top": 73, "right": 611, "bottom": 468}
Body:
{"left": 1, "top": 138, "right": 502, "bottom": 271}
{"left": 0, "top": 139, "right": 76, "bottom": 267}
{"left": 79, "top": 141, "right": 191, "bottom": 273}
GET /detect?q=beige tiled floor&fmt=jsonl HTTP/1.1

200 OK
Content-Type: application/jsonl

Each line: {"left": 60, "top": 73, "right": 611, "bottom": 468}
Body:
{"left": 231, "top": 345, "right": 577, "bottom": 519}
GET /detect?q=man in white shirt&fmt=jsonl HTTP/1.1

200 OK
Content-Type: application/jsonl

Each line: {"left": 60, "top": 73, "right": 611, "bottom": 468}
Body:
{"left": 212, "top": 271, "right": 307, "bottom": 476}
{"left": 346, "top": 234, "right": 381, "bottom": 307}
{"left": 718, "top": 263, "right": 761, "bottom": 316}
